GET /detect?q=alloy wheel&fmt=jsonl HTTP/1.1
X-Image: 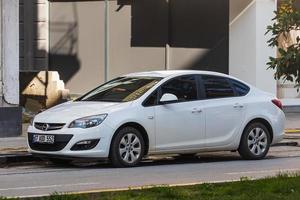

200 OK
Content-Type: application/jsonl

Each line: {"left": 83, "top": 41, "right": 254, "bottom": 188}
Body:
{"left": 119, "top": 133, "right": 142, "bottom": 164}
{"left": 247, "top": 127, "right": 268, "bottom": 156}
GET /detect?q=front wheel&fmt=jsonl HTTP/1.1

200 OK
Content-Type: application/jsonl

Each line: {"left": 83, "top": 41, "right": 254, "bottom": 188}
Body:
{"left": 238, "top": 122, "right": 271, "bottom": 160}
{"left": 110, "top": 127, "right": 145, "bottom": 168}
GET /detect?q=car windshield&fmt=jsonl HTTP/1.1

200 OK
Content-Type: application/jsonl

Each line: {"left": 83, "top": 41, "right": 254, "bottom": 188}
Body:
{"left": 77, "top": 77, "right": 162, "bottom": 102}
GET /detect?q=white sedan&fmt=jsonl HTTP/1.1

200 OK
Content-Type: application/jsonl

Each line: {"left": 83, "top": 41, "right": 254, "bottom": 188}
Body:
{"left": 27, "top": 70, "right": 285, "bottom": 167}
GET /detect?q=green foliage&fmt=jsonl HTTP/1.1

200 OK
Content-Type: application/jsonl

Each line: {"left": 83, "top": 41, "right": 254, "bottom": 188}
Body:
{"left": 266, "top": 0, "right": 300, "bottom": 90}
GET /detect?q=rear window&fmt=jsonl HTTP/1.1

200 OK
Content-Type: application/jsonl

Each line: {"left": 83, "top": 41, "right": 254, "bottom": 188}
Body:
{"left": 230, "top": 79, "right": 250, "bottom": 96}
{"left": 202, "top": 75, "right": 235, "bottom": 99}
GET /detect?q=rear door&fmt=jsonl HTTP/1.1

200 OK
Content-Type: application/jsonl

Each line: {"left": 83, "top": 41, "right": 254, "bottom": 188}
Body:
{"left": 199, "top": 75, "right": 247, "bottom": 147}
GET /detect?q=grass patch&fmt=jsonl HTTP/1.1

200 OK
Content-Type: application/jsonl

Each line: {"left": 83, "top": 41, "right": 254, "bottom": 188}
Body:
{"left": 2, "top": 174, "right": 300, "bottom": 200}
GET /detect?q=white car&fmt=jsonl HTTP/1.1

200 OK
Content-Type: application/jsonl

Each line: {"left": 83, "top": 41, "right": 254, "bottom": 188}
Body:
{"left": 28, "top": 70, "right": 285, "bottom": 167}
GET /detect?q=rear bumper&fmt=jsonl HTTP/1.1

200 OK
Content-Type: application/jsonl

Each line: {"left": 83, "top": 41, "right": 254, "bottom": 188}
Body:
{"left": 271, "top": 131, "right": 285, "bottom": 145}
{"left": 271, "top": 110, "right": 286, "bottom": 145}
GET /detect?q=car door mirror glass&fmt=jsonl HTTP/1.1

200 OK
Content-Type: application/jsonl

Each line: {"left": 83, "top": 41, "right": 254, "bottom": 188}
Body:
{"left": 160, "top": 93, "right": 178, "bottom": 103}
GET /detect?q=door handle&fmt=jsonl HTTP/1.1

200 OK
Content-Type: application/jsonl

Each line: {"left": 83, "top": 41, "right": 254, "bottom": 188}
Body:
{"left": 233, "top": 103, "right": 244, "bottom": 108}
{"left": 148, "top": 116, "right": 154, "bottom": 120}
{"left": 192, "top": 108, "right": 203, "bottom": 113}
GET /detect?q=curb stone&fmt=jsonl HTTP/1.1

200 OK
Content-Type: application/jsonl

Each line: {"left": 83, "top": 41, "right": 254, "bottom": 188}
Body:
{"left": 272, "top": 142, "right": 298, "bottom": 147}
{"left": 0, "top": 153, "right": 40, "bottom": 166}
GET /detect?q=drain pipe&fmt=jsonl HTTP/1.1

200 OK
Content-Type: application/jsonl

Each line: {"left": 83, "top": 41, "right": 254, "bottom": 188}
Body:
{"left": 104, "top": 0, "right": 109, "bottom": 82}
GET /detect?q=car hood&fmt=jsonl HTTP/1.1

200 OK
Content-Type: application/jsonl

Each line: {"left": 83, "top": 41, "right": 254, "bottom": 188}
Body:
{"left": 34, "top": 101, "right": 131, "bottom": 123}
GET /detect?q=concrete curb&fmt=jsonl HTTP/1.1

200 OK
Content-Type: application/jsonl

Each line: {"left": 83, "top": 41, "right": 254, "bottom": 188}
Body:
{"left": 284, "top": 136, "right": 300, "bottom": 140}
{"left": 272, "top": 141, "right": 298, "bottom": 147}
{"left": 0, "top": 152, "right": 40, "bottom": 166}
{"left": 284, "top": 133, "right": 300, "bottom": 139}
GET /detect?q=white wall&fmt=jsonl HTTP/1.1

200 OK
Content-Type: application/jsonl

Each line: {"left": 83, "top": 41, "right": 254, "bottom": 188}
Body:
{"left": 1, "top": 0, "right": 19, "bottom": 105}
{"left": 229, "top": 1, "right": 257, "bottom": 86}
{"left": 0, "top": 1, "right": 2, "bottom": 98}
{"left": 229, "top": 0, "right": 277, "bottom": 95}
{"left": 255, "top": 0, "right": 277, "bottom": 94}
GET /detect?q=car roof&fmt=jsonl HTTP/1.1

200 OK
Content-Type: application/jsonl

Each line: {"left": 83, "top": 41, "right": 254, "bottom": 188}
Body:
{"left": 124, "top": 70, "right": 231, "bottom": 78}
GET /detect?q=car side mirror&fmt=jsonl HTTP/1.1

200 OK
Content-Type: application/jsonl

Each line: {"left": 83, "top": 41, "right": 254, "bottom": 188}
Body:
{"left": 159, "top": 93, "right": 178, "bottom": 104}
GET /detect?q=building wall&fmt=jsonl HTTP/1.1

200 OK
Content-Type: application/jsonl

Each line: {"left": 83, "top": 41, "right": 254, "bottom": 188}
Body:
{"left": 0, "top": 1, "right": 2, "bottom": 99}
{"left": 49, "top": 0, "right": 229, "bottom": 95}
{"left": 49, "top": 1, "right": 106, "bottom": 95}
{"left": 229, "top": 0, "right": 257, "bottom": 86}
{"left": 229, "top": 0, "right": 277, "bottom": 95}
{"left": 19, "top": 0, "right": 49, "bottom": 71}
{"left": 0, "top": 0, "right": 22, "bottom": 137}
{"left": 108, "top": 1, "right": 165, "bottom": 79}
{"left": 255, "top": 0, "right": 277, "bottom": 95}
{"left": 168, "top": 0, "right": 229, "bottom": 72}
{"left": 1, "top": 0, "right": 20, "bottom": 105}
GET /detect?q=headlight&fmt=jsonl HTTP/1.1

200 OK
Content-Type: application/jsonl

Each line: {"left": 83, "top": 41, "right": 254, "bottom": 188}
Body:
{"left": 69, "top": 114, "right": 108, "bottom": 129}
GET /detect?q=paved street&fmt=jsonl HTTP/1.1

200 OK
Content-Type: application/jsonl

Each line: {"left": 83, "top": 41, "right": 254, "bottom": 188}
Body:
{"left": 0, "top": 145, "right": 300, "bottom": 198}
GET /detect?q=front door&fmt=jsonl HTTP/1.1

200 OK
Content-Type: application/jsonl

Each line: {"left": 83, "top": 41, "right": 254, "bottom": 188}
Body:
{"left": 155, "top": 75, "right": 205, "bottom": 151}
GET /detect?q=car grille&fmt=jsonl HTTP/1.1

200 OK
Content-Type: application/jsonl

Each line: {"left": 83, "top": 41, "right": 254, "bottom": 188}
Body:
{"left": 28, "top": 133, "right": 73, "bottom": 151}
{"left": 34, "top": 122, "right": 66, "bottom": 131}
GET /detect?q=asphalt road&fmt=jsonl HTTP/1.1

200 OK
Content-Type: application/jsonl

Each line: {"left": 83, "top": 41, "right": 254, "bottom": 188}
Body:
{"left": 1, "top": 145, "right": 300, "bottom": 198}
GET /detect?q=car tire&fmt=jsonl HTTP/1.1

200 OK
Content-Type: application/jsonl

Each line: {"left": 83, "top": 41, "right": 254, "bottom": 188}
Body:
{"left": 110, "top": 127, "right": 145, "bottom": 168}
{"left": 238, "top": 122, "right": 271, "bottom": 160}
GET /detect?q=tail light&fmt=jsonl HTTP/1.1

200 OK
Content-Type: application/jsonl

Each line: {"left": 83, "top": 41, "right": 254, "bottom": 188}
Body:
{"left": 272, "top": 99, "right": 283, "bottom": 110}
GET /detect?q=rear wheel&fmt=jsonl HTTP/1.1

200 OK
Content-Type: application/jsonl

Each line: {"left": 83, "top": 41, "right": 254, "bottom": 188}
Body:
{"left": 110, "top": 127, "right": 145, "bottom": 168}
{"left": 238, "top": 122, "right": 271, "bottom": 160}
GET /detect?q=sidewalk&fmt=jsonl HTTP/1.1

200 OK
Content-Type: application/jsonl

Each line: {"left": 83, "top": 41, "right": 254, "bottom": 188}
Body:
{"left": 285, "top": 112, "right": 300, "bottom": 131}
{"left": 0, "top": 136, "right": 27, "bottom": 153}
{"left": 0, "top": 124, "right": 28, "bottom": 153}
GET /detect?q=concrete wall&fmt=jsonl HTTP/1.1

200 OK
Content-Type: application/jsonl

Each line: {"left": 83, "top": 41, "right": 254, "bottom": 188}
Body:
{"left": 19, "top": 0, "right": 49, "bottom": 71}
{"left": 1, "top": 0, "right": 19, "bottom": 105}
{"left": 0, "top": 1, "right": 2, "bottom": 98}
{"left": 229, "top": 0, "right": 277, "bottom": 95}
{"left": 108, "top": 1, "right": 165, "bottom": 79}
{"left": 0, "top": 0, "right": 22, "bottom": 137}
{"left": 255, "top": 0, "right": 277, "bottom": 95}
{"left": 49, "top": 1, "right": 106, "bottom": 95}
{"left": 229, "top": 0, "right": 257, "bottom": 86}
{"left": 168, "top": 0, "right": 229, "bottom": 73}
{"left": 49, "top": 0, "right": 229, "bottom": 95}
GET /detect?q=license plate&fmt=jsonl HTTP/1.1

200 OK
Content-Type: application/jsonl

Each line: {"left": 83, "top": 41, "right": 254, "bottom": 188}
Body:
{"left": 33, "top": 134, "right": 55, "bottom": 144}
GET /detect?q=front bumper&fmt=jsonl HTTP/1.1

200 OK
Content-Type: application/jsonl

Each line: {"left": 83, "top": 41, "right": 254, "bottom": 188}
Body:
{"left": 27, "top": 122, "right": 115, "bottom": 158}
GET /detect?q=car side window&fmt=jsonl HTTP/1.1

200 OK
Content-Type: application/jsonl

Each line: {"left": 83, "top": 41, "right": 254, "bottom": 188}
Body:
{"left": 143, "top": 91, "right": 158, "bottom": 107}
{"left": 202, "top": 75, "right": 235, "bottom": 99}
{"left": 160, "top": 75, "right": 197, "bottom": 102}
{"left": 230, "top": 79, "right": 250, "bottom": 96}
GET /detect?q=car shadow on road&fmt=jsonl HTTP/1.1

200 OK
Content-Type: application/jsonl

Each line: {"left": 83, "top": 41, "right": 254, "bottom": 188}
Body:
{"left": 44, "top": 152, "right": 255, "bottom": 169}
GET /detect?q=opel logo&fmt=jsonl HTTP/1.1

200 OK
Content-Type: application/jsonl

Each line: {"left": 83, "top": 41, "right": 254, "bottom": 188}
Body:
{"left": 42, "top": 123, "right": 50, "bottom": 131}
